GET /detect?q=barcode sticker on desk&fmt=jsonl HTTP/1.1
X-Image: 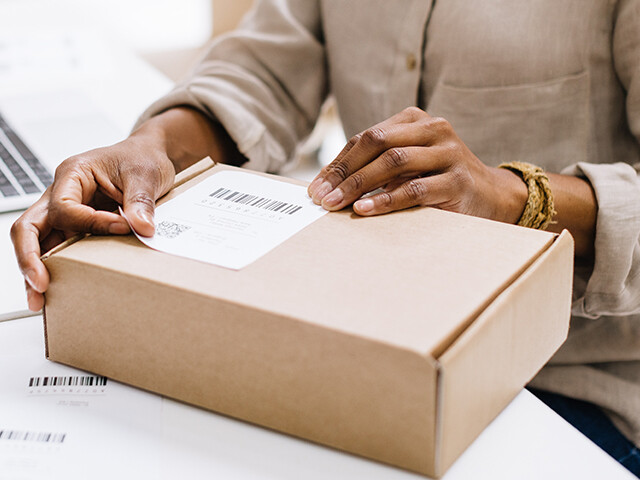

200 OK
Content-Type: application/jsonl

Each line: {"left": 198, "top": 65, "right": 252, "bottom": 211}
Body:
{"left": 131, "top": 170, "right": 327, "bottom": 270}
{"left": 27, "top": 375, "right": 108, "bottom": 395}
{"left": 0, "top": 430, "right": 66, "bottom": 444}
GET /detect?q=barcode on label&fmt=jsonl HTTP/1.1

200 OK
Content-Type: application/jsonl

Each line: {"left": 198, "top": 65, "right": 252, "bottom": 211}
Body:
{"left": 29, "top": 376, "right": 107, "bottom": 387}
{"left": 0, "top": 430, "right": 66, "bottom": 444}
{"left": 27, "top": 375, "right": 108, "bottom": 396}
{"left": 209, "top": 188, "right": 303, "bottom": 215}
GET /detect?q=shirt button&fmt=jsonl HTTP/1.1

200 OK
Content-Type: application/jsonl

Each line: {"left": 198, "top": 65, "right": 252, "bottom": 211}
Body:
{"left": 406, "top": 53, "right": 417, "bottom": 71}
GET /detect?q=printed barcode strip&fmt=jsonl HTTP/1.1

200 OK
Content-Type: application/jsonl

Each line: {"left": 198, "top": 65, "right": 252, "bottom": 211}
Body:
{"left": 0, "top": 430, "right": 66, "bottom": 443}
{"left": 28, "top": 375, "right": 108, "bottom": 388}
{"left": 209, "top": 187, "right": 303, "bottom": 215}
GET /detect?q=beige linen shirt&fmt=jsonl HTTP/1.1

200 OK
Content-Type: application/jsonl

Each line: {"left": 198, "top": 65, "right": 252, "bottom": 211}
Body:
{"left": 138, "top": 0, "right": 640, "bottom": 445}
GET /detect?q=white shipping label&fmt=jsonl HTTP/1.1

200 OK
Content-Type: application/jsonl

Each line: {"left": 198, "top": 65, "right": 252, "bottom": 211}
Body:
{"left": 131, "top": 170, "right": 328, "bottom": 269}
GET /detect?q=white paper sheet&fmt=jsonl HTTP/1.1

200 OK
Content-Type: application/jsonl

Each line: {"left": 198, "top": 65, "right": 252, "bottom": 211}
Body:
{"left": 131, "top": 170, "right": 327, "bottom": 269}
{"left": 0, "top": 317, "right": 163, "bottom": 480}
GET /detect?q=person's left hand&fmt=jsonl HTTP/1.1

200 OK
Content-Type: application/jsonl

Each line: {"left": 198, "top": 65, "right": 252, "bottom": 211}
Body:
{"left": 308, "top": 107, "right": 526, "bottom": 223}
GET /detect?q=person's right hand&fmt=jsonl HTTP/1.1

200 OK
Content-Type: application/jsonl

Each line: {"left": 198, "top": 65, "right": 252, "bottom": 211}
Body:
{"left": 10, "top": 132, "right": 177, "bottom": 312}
{"left": 11, "top": 106, "right": 247, "bottom": 312}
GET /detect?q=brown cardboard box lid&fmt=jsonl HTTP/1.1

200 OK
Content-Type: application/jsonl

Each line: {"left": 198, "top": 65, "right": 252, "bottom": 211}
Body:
{"left": 50, "top": 162, "right": 556, "bottom": 359}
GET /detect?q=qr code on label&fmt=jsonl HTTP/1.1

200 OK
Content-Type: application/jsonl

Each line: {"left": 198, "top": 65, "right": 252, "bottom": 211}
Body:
{"left": 155, "top": 221, "right": 191, "bottom": 239}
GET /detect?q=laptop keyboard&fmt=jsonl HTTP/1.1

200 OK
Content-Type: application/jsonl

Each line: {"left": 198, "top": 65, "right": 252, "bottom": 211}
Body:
{"left": 0, "top": 113, "right": 53, "bottom": 199}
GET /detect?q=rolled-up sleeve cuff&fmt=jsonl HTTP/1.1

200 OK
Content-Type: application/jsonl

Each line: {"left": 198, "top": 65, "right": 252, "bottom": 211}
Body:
{"left": 561, "top": 161, "right": 640, "bottom": 318}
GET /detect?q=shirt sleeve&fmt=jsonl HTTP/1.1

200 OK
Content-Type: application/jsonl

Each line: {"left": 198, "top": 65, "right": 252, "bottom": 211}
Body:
{"left": 135, "top": 0, "right": 327, "bottom": 173}
{"left": 561, "top": 0, "right": 640, "bottom": 319}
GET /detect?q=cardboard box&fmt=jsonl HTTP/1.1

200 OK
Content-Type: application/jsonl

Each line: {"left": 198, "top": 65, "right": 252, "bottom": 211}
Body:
{"left": 42, "top": 162, "right": 574, "bottom": 477}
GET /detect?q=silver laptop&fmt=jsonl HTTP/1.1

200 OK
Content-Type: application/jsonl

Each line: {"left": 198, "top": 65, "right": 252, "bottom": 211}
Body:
{"left": 0, "top": 111, "right": 52, "bottom": 211}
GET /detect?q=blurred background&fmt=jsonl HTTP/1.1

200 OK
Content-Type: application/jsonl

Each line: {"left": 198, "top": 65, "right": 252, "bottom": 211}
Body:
{"left": 0, "top": 0, "right": 343, "bottom": 179}
{"left": 0, "top": 0, "right": 255, "bottom": 81}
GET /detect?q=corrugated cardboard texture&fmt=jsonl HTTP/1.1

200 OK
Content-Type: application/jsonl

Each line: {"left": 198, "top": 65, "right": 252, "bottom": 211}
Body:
{"left": 436, "top": 230, "right": 573, "bottom": 474}
{"left": 42, "top": 164, "right": 572, "bottom": 477}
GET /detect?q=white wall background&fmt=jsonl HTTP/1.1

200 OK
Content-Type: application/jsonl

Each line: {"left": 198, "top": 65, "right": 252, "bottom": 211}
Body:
{"left": 0, "top": 0, "right": 212, "bottom": 54}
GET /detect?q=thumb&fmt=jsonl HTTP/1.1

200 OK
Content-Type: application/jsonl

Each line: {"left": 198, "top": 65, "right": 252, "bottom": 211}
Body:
{"left": 122, "top": 185, "right": 158, "bottom": 238}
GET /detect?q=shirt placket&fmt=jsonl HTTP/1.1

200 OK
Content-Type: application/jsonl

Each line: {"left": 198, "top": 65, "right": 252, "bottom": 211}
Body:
{"left": 384, "top": 0, "right": 434, "bottom": 118}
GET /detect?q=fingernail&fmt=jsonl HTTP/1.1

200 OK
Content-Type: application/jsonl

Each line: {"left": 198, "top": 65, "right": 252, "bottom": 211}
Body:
{"left": 26, "top": 287, "right": 34, "bottom": 309}
{"left": 314, "top": 181, "right": 333, "bottom": 203}
{"left": 109, "top": 222, "right": 130, "bottom": 235}
{"left": 355, "top": 198, "right": 374, "bottom": 213}
{"left": 308, "top": 177, "right": 322, "bottom": 196}
{"left": 25, "top": 269, "right": 38, "bottom": 291}
{"left": 26, "top": 288, "right": 43, "bottom": 312}
{"left": 322, "top": 188, "right": 344, "bottom": 208}
{"left": 139, "top": 210, "right": 154, "bottom": 227}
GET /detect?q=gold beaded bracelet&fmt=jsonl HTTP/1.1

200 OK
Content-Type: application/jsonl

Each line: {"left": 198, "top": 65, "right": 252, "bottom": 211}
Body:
{"left": 498, "top": 161, "right": 556, "bottom": 230}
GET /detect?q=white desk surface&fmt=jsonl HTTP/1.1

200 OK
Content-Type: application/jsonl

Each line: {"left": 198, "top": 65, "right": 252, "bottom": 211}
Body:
{"left": 0, "top": 315, "right": 634, "bottom": 480}
{"left": 0, "top": 30, "right": 634, "bottom": 480}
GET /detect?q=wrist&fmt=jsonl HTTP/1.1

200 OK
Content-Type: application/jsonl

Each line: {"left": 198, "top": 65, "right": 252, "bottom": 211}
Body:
{"left": 131, "top": 107, "right": 247, "bottom": 173}
{"left": 490, "top": 166, "right": 528, "bottom": 224}
{"left": 133, "top": 107, "right": 215, "bottom": 172}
